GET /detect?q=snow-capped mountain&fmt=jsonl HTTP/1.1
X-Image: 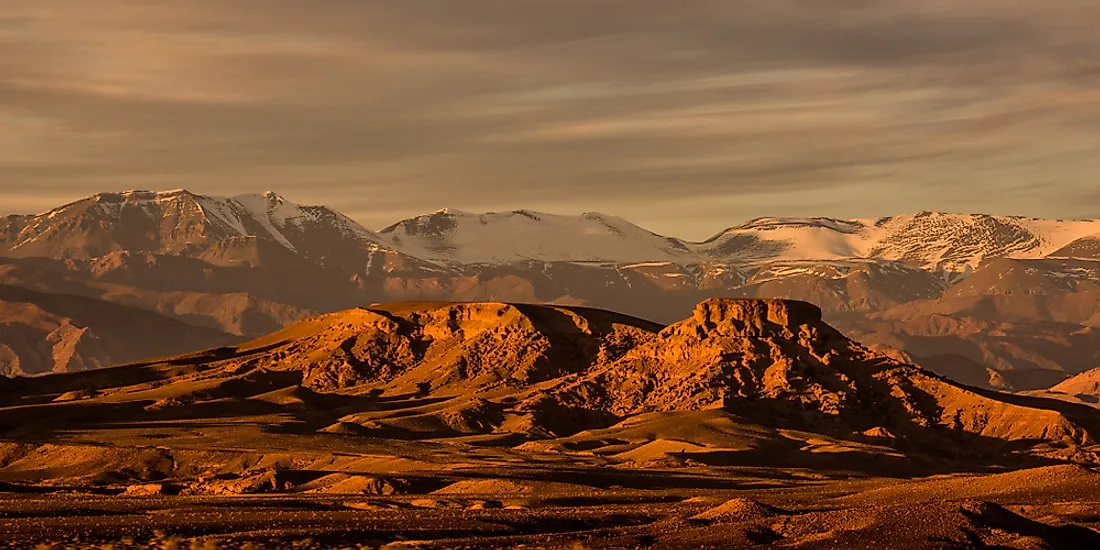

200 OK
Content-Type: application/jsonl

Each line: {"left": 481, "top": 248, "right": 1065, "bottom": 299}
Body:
{"left": 379, "top": 208, "right": 1100, "bottom": 274}
{"left": 0, "top": 190, "right": 429, "bottom": 275}
{"left": 378, "top": 208, "right": 696, "bottom": 265}
{"left": 697, "top": 212, "right": 1100, "bottom": 273}
{"left": 12, "top": 192, "right": 1097, "bottom": 277}
{"left": 7, "top": 191, "right": 1100, "bottom": 290}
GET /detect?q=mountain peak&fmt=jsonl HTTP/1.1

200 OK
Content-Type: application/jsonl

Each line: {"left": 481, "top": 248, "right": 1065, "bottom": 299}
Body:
{"left": 100, "top": 189, "right": 197, "bottom": 200}
{"left": 257, "top": 190, "right": 288, "bottom": 204}
{"left": 427, "top": 207, "right": 473, "bottom": 217}
{"left": 1, "top": 189, "right": 410, "bottom": 266}
{"left": 378, "top": 208, "right": 697, "bottom": 265}
{"left": 153, "top": 189, "right": 195, "bottom": 198}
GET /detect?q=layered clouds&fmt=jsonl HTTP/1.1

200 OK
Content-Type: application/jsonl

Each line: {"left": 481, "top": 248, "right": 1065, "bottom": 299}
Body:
{"left": 2, "top": 1, "right": 1099, "bottom": 238}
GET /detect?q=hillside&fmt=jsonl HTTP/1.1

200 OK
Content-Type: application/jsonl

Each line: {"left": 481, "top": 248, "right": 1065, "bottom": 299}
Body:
{"left": 1022, "top": 368, "right": 1100, "bottom": 409}
{"left": 0, "top": 257, "right": 316, "bottom": 337}
{"left": 0, "top": 284, "right": 239, "bottom": 376}
{"left": 4, "top": 299, "right": 1094, "bottom": 458}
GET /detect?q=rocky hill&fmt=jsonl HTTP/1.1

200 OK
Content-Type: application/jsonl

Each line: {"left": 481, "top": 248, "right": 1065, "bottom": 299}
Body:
{"left": 6, "top": 299, "right": 1096, "bottom": 463}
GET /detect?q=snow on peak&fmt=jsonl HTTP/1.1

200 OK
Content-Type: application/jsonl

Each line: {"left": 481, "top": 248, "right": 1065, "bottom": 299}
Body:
{"left": 728, "top": 216, "right": 869, "bottom": 235}
{"left": 33, "top": 189, "right": 398, "bottom": 256}
{"left": 698, "top": 213, "right": 1100, "bottom": 272}
{"left": 379, "top": 209, "right": 695, "bottom": 265}
{"left": 424, "top": 207, "right": 474, "bottom": 216}
{"left": 377, "top": 208, "right": 1100, "bottom": 270}
{"left": 24, "top": 191, "right": 1100, "bottom": 274}
{"left": 230, "top": 192, "right": 307, "bottom": 226}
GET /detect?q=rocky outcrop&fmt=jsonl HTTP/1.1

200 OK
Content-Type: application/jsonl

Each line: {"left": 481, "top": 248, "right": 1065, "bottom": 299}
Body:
{"left": 245, "top": 302, "right": 660, "bottom": 394}
{"left": 686, "top": 298, "right": 826, "bottom": 338}
{"left": 4, "top": 299, "right": 1095, "bottom": 461}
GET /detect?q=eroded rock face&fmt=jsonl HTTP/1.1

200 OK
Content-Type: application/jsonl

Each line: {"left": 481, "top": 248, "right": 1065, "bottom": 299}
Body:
{"left": 24, "top": 299, "right": 1093, "bottom": 455}
{"left": 256, "top": 299, "right": 1096, "bottom": 450}
{"left": 687, "top": 298, "right": 824, "bottom": 338}
{"left": 256, "top": 302, "right": 660, "bottom": 394}
{"left": 540, "top": 299, "right": 1095, "bottom": 449}
{"left": 560, "top": 298, "right": 854, "bottom": 416}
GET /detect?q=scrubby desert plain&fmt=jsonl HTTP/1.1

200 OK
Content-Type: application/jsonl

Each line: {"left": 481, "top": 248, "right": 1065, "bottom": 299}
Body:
{"left": 3, "top": 299, "right": 1100, "bottom": 549}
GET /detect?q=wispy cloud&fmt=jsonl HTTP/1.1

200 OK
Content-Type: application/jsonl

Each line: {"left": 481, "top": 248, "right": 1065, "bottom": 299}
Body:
{"left": 2, "top": 1, "right": 1099, "bottom": 237}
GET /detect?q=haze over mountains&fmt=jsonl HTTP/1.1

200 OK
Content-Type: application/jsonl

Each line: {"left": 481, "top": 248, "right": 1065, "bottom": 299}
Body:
{"left": 3, "top": 189, "right": 1100, "bottom": 391}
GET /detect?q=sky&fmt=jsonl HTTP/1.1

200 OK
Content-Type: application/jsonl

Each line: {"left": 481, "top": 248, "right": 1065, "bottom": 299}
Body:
{"left": 2, "top": 1, "right": 1100, "bottom": 239}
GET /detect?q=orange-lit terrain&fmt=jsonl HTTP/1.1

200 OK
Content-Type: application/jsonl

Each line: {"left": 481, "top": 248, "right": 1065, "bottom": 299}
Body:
{"left": 8, "top": 1, "right": 1100, "bottom": 546}
{"left": 3, "top": 299, "right": 1100, "bottom": 548}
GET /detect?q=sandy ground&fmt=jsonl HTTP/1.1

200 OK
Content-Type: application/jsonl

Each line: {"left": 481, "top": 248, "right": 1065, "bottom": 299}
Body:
{"left": 3, "top": 424, "right": 1100, "bottom": 549}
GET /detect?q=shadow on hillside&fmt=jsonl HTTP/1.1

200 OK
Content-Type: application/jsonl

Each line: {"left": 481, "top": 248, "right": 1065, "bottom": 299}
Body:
{"left": 0, "top": 342, "right": 290, "bottom": 406}
{"left": 0, "top": 381, "right": 463, "bottom": 444}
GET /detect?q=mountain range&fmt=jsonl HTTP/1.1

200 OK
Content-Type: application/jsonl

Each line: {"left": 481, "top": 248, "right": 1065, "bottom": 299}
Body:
{"left": 3, "top": 189, "right": 1100, "bottom": 390}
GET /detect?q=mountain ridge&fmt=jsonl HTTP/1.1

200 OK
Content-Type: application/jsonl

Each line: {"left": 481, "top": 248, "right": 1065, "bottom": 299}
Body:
{"left": 376, "top": 208, "right": 1100, "bottom": 273}
{"left": 6, "top": 189, "right": 1100, "bottom": 390}
{"left": 12, "top": 190, "right": 1100, "bottom": 274}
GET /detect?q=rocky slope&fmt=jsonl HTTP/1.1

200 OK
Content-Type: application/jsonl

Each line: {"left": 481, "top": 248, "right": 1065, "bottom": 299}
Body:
{"left": 7, "top": 299, "right": 1095, "bottom": 463}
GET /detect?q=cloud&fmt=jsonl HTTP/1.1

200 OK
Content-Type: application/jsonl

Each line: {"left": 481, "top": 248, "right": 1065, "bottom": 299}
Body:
{"left": 2, "top": 1, "right": 1100, "bottom": 238}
